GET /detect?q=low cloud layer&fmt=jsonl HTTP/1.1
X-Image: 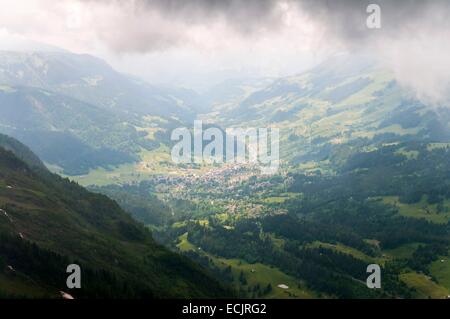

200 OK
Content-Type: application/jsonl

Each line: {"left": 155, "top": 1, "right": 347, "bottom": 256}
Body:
{"left": 0, "top": 0, "right": 449, "bottom": 103}
{"left": 71, "top": 0, "right": 450, "bottom": 53}
{"left": 294, "top": 0, "right": 450, "bottom": 104}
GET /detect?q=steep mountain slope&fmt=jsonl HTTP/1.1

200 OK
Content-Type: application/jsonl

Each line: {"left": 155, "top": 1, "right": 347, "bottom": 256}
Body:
{"left": 0, "top": 50, "right": 195, "bottom": 175}
{"left": 0, "top": 86, "right": 147, "bottom": 175}
{"left": 0, "top": 137, "right": 230, "bottom": 298}
{"left": 206, "top": 54, "right": 450, "bottom": 166}
{"left": 197, "top": 77, "right": 274, "bottom": 116}
{"left": 0, "top": 133, "right": 45, "bottom": 170}
{"left": 0, "top": 51, "right": 195, "bottom": 118}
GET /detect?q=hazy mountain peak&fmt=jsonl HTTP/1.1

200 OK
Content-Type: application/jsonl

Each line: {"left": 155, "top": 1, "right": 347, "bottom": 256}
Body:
{"left": 0, "top": 34, "right": 66, "bottom": 53}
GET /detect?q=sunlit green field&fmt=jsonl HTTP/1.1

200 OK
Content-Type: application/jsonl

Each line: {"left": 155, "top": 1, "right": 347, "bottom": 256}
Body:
{"left": 430, "top": 256, "right": 450, "bottom": 291}
{"left": 381, "top": 196, "right": 450, "bottom": 224}
{"left": 214, "top": 258, "right": 316, "bottom": 299}
{"left": 307, "top": 241, "right": 380, "bottom": 263}
{"left": 58, "top": 145, "right": 201, "bottom": 186}
{"left": 176, "top": 232, "right": 316, "bottom": 299}
{"left": 400, "top": 272, "right": 449, "bottom": 299}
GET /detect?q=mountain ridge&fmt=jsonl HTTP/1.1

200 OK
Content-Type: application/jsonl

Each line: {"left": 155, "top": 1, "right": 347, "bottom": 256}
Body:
{"left": 0, "top": 136, "right": 231, "bottom": 298}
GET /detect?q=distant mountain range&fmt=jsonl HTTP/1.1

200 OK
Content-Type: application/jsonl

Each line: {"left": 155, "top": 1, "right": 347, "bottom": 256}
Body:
{"left": 0, "top": 51, "right": 196, "bottom": 117}
{"left": 203, "top": 54, "right": 450, "bottom": 166}
{"left": 1, "top": 48, "right": 449, "bottom": 176}
{"left": 0, "top": 50, "right": 199, "bottom": 175}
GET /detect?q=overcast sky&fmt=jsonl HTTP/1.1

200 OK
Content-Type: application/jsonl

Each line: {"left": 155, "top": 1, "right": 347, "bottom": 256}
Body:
{"left": 0, "top": 0, "right": 450, "bottom": 101}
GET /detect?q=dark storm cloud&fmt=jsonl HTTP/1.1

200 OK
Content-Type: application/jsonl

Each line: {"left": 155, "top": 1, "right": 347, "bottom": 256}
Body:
{"left": 137, "top": 0, "right": 283, "bottom": 33}
{"left": 296, "top": 0, "right": 450, "bottom": 44}
{"left": 81, "top": 0, "right": 450, "bottom": 52}
{"left": 80, "top": 0, "right": 288, "bottom": 52}
{"left": 76, "top": 0, "right": 450, "bottom": 103}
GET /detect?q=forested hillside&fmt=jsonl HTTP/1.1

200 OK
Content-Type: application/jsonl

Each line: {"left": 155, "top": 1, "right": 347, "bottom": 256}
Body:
{"left": 0, "top": 138, "right": 231, "bottom": 298}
